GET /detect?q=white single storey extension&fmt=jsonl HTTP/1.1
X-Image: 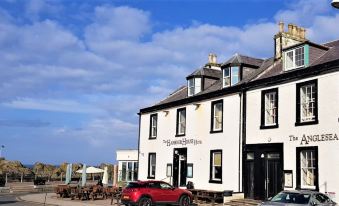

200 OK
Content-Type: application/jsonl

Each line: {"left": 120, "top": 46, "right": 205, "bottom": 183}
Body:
{"left": 116, "top": 149, "right": 138, "bottom": 183}
{"left": 137, "top": 22, "right": 339, "bottom": 200}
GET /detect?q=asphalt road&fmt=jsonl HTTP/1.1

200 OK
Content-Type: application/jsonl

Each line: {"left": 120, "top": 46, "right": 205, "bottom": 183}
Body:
{"left": 0, "top": 194, "right": 40, "bottom": 206}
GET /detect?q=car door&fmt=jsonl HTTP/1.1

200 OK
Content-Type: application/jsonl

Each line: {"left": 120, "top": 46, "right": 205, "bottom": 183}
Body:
{"left": 147, "top": 182, "right": 163, "bottom": 203}
{"left": 159, "top": 182, "right": 178, "bottom": 203}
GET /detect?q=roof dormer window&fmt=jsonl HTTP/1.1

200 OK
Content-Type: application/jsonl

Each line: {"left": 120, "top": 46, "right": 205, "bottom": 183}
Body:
{"left": 284, "top": 45, "right": 309, "bottom": 71}
{"left": 188, "top": 77, "right": 201, "bottom": 96}
{"left": 223, "top": 66, "right": 239, "bottom": 88}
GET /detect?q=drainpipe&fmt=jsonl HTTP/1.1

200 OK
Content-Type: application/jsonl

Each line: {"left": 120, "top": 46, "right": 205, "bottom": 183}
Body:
{"left": 238, "top": 92, "right": 242, "bottom": 193}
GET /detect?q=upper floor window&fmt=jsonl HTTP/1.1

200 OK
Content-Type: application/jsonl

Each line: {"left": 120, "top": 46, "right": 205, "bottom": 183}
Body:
{"left": 284, "top": 45, "right": 308, "bottom": 71}
{"left": 176, "top": 108, "right": 186, "bottom": 136}
{"left": 149, "top": 113, "right": 158, "bottom": 139}
{"left": 209, "top": 150, "right": 222, "bottom": 184}
{"left": 296, "top": 79, "right": 318, "bottom": 126}
{"left": 188, "top": 78, "right": 202, "bottom": 96}
{"left": 223, "top": 66, "right": 239, "bottom": 87}
{"left": 211, "top": 100, "right": 223, "bottom": 133}
{"left": 260, "top": 88, "right": 278, "bottom": 129}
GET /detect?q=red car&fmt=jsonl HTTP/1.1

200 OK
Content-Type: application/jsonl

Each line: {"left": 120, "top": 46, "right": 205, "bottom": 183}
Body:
{"left": 120, "top": 180, "right": 193, "bottom": 206}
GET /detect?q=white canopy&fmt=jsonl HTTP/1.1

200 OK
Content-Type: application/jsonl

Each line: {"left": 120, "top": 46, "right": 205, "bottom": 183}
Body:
{"left": 76, "top": 166, "right": 104, "bottom": 174}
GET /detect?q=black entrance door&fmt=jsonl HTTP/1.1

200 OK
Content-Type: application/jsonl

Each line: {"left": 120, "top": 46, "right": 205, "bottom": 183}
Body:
{"left": 266, "top": 153, "right": 282, "bottom": 199}
{"left": 244, "top": 144, "right": 283, "bottom": 200}
{"left": 173, "top": 148, "right": 187, "bottom": 187}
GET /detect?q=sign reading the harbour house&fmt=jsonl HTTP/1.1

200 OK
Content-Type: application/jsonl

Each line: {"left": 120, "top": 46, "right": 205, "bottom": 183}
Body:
{"left": 163, "top": 138, "right": 202, "bottom": 147}
{"left": 289, "top": 133, "right": 338, "bottom": 145}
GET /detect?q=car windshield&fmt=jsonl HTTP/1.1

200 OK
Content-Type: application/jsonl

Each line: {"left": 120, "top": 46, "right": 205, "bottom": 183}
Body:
{"left": 126, "top": 182, "right": 144, "bottom": 188}
{"left": 271, "top": 192, "right": 311, "bottom": 204}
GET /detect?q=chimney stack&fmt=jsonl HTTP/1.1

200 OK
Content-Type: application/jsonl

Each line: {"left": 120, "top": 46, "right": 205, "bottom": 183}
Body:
{"left": 208, "top": 53, "right": 217, "bottom": 64}
{"left": 274, "top": 22, "right": 307, "bottom": 60}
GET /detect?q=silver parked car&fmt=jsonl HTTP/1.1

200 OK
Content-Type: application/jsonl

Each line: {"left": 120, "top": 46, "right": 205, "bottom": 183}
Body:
{"left": 260, "top": 190, "right": 336, "bottom": 206}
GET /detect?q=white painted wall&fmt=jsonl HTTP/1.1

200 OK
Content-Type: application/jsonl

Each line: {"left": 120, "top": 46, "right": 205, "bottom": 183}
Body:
{"left": 246, "top": 72, "right": 339, "bottom": 200}
{"left": 139, "top": 94, "right": 242, "bottom": 191}
{"left": 116, "top": 150, "right": 138, "bottom": 161}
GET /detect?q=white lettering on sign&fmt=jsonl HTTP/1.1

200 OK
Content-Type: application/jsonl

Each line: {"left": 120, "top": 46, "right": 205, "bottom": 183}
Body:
{"left": 289, "top": 133, "right": 338, "bottom": 145}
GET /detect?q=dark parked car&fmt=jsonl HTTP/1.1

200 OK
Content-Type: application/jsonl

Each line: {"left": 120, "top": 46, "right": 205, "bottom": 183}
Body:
{"left": 121, "top": 180, "right": 193, "bottom": 206}
{"left": 260, "top": 190, "right": 336, "bottom": 206}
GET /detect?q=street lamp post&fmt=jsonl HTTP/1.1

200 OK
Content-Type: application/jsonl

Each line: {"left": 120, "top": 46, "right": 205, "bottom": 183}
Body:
{"left": 332, "top": 0, "right": 339, "bottom": 9}
{"left": 0, "top": 145, "right": 4, "bottom": 158}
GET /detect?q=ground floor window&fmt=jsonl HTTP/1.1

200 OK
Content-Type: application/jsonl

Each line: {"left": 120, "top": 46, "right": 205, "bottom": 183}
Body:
{"left": 119, "top": 161, "right": 138, "bottom": 182}
{"left": 209, "top": 150, "right": 222, "bottom": 183}
{"left": 148, "top": 153, "right": 156, "bottom": 179}
{"left": 296, "top": 147, "right": 318, "bottom": 190}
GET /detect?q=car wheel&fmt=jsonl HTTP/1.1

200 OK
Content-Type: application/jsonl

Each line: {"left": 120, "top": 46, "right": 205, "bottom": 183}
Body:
{"left": 138, "top": 197, "right": 152, "bottom": 206}
{"left": 179, "top": 195, "right": 190, "bottom": 206}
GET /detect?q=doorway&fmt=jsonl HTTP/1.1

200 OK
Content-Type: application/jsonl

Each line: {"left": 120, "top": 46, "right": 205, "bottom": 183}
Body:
{"left": 172, "top": 148, "right": 187, "bottom": 187}
{"left": 244, "top": 143, "right": 283, "bottom": 200}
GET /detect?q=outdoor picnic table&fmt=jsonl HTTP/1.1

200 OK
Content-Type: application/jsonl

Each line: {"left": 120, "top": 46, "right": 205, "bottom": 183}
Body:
{"left": 189, "top": 189, "right": 223, "bottom": 205}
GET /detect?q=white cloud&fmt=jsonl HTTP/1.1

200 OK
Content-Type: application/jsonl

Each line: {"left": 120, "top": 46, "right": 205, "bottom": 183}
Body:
{"left": 85, "top": 5, "right": 151, "bottom": 45}
{"left": 3, "top": 98, "right": 105, "bottom": 114}
{"left": 55, "top": 117, "right": 138, "bottom": 147}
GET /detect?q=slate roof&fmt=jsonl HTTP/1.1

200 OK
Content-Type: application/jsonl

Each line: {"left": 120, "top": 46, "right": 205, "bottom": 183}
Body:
{"left": 186, "top": 67, "right": 221, "bottom": 79}
{"left": 150, "top": 39, "right": 339, "bottom": 109}
{"left": 222, "top": 53, "right": 264, "bottom": 67}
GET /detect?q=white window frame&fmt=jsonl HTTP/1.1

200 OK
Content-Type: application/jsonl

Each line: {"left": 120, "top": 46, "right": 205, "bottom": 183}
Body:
{"left": 148, "top": 153, "right": 156, "bottom": 178}
{"left": 120, "top": 161, "right": 138, "bottom": 182}
{"left": 300, "top": 84, "right": 316, "bottom": 122}
{"left": 223, "top": 66, "right": 239, "bottom": 87}
{"left": 265, "top": 92, "right": 277, "bottom": 126}
{"left": 212, "top": 101, "right": 223, "bottom": 131}
{"left": 177, "top": 108, "right": 186, "bottom": 135}
{"left": 150, "top": 114, "right": 157, "bottom": 138}
{"left": 284, "top": 46, "right": 305, "bottom": 71}
{"left": 300, "top": 150, "right": 316, "bottom": 190}
{"left": 188, "top": 78, "right": 201, "bottom": 96}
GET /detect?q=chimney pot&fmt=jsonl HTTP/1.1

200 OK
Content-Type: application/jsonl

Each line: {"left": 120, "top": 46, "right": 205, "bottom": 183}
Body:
{"left": 279, "top": 21, "right": 284, "bottom": 33}
{"left": 300, "top": 28, "right": 306, "bottom": 39}
{"left": 288, "top": 24, "right": 293, "bottom": 34}
{"left": 292, "top": 25, "right": 298, "bottom": 36}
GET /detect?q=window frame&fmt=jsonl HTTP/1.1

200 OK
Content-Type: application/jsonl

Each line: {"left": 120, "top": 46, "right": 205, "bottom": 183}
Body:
{"left": 223, "top": 66, "right": 240, "bottom": 88}
{"left": 187, "top": 77, "right": 202, "bottom": 96}
{"left": 147, "top": 153, "right": 156, "bottom": 179}
{"left": 284, "top": 45, "right": 306, "bottom": 71}
{"left": 296, "top": 147, "right": 318, "bottom": 191}
{"left": 176, "top": 108, "right": 186, "bottom": 137}
{"left": 295, "top": 79, "right": 318, "bottom": 126}
{"left": 210, "top": 99, "right": 223, "bottom": 133}
{"left": 260, "top": 88, "right": 279, "bottom": 129}
{"left": 209, "top": 149, "right": 222, "bottom": 184}
{"left": 149, "top": 113, "right": 158, "bottom": 139}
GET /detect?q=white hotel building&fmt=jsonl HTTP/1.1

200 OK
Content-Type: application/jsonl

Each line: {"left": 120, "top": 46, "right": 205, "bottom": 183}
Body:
{"left": 137, "top": 22, "right": 339, "bottom": 200}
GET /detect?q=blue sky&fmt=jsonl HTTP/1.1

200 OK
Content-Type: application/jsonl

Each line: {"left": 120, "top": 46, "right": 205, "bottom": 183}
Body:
{"left": 0, "top": 0, "right": 338, "bottom": 165}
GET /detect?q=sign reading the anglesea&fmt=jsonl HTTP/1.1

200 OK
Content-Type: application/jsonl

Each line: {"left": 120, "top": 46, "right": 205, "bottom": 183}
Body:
{"left": 289, "top": 133, "right": 338, "bottom": 145}
{"left": 163, "top": 138, "right": 202, "bottom": 147}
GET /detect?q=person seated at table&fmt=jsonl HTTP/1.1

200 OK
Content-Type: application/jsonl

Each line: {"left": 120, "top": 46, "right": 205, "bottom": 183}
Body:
{"left": 97, "top": 179, "right": 103, "bottom": 186}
